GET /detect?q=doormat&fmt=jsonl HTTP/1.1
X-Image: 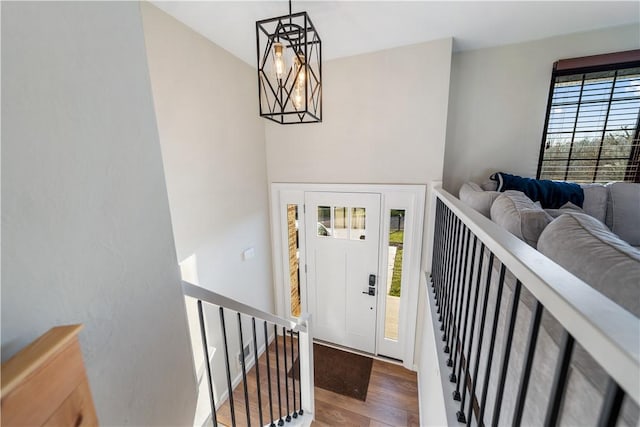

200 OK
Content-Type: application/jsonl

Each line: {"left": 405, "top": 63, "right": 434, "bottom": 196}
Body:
{"left": 288, "top": 343, "right": 373, "bottom": 401}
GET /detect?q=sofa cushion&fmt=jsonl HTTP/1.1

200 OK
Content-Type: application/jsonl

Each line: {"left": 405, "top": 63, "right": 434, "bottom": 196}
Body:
{"left": 544, "top": 201, "right": 584, "bottom": 219}
{"left": 459, "top": 182, "right": 500, "bottom": 218}
{"left": 490, "top": 191, "right": 553, "bottom": 247}
{"left": 538, "top": 212, "right": 640, "bottom": 318}
{"left": 605, "top": 182, "right": 640, "bottom": 246}
{"left": 580, "top": 183, "right": 609, "bottom": 224}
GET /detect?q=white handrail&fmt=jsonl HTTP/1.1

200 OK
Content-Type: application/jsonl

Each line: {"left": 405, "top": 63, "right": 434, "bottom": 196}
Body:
{"left": 181, "top": 281, "right": 308, "bottom": 333}
{"left": 434, "top": 188, "right": 640, "bottom": 404}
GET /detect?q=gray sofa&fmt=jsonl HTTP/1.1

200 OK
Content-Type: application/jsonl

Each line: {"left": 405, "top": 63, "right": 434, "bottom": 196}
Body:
{"left": 459, "top": 180, "right": 640, "bottom": 250}
{"left": 458, "top": 179, "right": 640, "bottom": 314}
{"left": 458, "top": 178, "right": 640, "bottom": 426}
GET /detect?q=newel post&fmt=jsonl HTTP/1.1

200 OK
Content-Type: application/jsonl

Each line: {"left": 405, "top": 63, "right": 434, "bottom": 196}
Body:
{"left": 297, "top": 313, "right": 315, "bottom": 418}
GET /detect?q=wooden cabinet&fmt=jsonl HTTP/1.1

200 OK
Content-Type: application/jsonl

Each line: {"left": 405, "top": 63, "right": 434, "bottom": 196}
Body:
{"left": 1, "top": 325, "right": 98, "bottom": 426}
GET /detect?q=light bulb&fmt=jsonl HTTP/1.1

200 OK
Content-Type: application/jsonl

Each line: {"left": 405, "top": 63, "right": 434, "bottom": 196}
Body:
{"left": 273, "top": 42, "right": 285, "bottom": 80}
{"left": 291, "top": 53, "right": 306, "bottom": 110}
{"left": 292, "top": 85, "right": 304, "bottom": 110}
{"left": 293, "top": 53, "right": 306, "bottom": 88}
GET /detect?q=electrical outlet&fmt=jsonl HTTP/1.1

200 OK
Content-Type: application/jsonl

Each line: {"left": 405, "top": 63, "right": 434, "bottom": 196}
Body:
{"left": 237, "top": 342, "right": 252, "bottom": 369}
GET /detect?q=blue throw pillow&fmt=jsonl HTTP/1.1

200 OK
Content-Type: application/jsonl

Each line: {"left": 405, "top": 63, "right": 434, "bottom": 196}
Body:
{"left": 490, "top": 172, "right": 584, "bottom": 209}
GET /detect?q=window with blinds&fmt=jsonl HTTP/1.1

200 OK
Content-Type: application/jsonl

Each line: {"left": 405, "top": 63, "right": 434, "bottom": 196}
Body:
{"left": 537, "top": 55, "right": 640, "bottom": 183}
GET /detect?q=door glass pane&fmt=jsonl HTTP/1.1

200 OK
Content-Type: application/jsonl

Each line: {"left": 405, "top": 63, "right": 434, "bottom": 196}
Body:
{"left": 287, "top": 205, "right": 301, "bottom": 317}
{"left": 333, "top": 206, "right": 348, "bottom": 239}
{"left": 385, "top": 209, "right": 405, "bottom": 341}
{"left": 317, "top": 206, "right": 331, "bottom": 237}
{"left": 350, "top": 207, "right": 366, "bottom": 240}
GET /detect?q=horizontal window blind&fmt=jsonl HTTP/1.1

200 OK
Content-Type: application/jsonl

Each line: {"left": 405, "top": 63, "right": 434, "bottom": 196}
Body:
{"left": 537, "top": 65, "right": 640, "bottom": 183}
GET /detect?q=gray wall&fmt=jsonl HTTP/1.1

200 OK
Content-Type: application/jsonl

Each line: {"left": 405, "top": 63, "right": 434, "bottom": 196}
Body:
{"left": 1, "top": 2, "right": 197, "bottom": 425}
{"left": 443, "top": 24, "right": 640, "bottom": 194}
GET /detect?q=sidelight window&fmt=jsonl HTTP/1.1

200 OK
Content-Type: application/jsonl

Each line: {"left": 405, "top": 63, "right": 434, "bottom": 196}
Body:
{"left": 287, "top": 204, "right": 301, "bottom": 317}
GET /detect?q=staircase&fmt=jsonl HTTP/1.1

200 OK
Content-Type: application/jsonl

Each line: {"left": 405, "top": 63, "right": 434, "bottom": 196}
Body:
{"left": 182, "top": 281, "right": 314, "bottom": 427}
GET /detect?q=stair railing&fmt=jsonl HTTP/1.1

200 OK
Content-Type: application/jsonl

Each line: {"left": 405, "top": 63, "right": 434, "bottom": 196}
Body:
{"left": 428, "top": 188, "right": 639, "bottom": 426}
{"left": 182, "top": 281, "right": 314, "bottom": 427}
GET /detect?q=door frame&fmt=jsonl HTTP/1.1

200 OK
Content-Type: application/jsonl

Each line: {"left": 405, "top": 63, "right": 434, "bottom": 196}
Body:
{"left": 269, "top": 183, "right": 426, "bottom": 369}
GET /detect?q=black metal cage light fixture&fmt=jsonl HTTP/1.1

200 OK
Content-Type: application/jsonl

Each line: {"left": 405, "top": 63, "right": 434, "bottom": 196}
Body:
{"left": 256, "top": 1, "right": 322, "bottom": 124}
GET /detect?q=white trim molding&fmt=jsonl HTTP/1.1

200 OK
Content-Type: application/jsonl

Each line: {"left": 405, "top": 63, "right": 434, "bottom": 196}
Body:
{"left": 270, "top": 183, "right": 426, "bottom": 369}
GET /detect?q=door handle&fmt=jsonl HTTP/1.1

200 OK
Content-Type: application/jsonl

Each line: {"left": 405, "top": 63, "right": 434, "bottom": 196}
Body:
{"left": 362, "top": 287, "right": 376, "bottom": 296}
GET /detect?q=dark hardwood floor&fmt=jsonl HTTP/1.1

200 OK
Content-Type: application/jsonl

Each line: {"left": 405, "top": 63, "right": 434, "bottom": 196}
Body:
{"left": 312, "top": 358, "right": 420, "bottom": 427}
{"left": 215, "top": 336, "right": 419, "bottom": 427}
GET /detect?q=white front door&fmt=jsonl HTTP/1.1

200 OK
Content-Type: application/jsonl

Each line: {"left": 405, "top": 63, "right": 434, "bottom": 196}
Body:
{"left": 305, "top": 192, "right": 381, "bottom": 353}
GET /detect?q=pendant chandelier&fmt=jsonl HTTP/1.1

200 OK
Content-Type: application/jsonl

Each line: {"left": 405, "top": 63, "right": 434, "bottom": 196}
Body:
{"left": 256, "top": 0, "right": 322, "bottom": 124}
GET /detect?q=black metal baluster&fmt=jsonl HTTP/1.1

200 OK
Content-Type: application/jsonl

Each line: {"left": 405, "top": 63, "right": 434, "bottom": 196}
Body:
{"left": 431, "top": 201, "right": 442, "bottom": 293}
{"left": 441, "top": 217, "right": 464, "bottom": 353}
{"left": 296, "top": 331, "right": 303, "bottom": 416}
{"left": 445, "top": 223, "right": 465, "bottom": 360}
{"left": 544, "top": 331, "right": 575, "bottom": 426}
{"left": 263, "top": 322, "right": 276, "bottom": 427}
{"left": 448, "top": 228, "right": 471, "bottom": 373}
{"left": 252, "top": 318, "right": 264, "bottom": 427}
{"left": 449, "top": 236, "right": 478, "bottom": 383}
{"left": 197, "top": 301, "right": 218, "bottom": 427}
{"left": 237, "top": 313, "right": 251, "bottom": 427}
{"left": 435, "top": 202, "right": 443, "bottom": 282}
{"left": 438, "top": 203, "right": 451, "bottom": 305}
{"left": 457, "top": 252, "right": 494, "bottom": 423}
{"left": 492, "top": 280, "right": 522, "bottom": 426}
{"left": 274, "top": 324, "right": 284, "bottom": 426}
{"left": 289, "top": 329, "right": 298, "bottom": 418}
{"left": 220, "top": 307, "right": 236, "bottom": 427}
{"left": 443, "top": 218, "right": 462, "bottom": 348}
{"left": 282, "top": 327, "right": 291, "bottom": 422}
{"left": 435, "top": 203, "right": 448, "bottom": 306}
{"left": 437, "top": 207, "right": 451, "bottom": 316}
{"left": 440, "top": 208, "right": 455, "bottom": 321}
{"left": 596, "top": 379, "right": 624, "bottom": 427}
{"left": 512, "top": 302, "right": 543, "bottom": 427}
{"left": 446, "top": 225, "right": 466, "bottom": 355}
{"left": 446, "top": 219, "right": 464, "bottom": 344}
{"left": 453, "top": 239, "right": 482, "bottom": 401}
{"left": 477, "top": 264, "right": 507, "bottom": 424}
{"left": 443, "top": 208, "right": 456, "bottom": 316}
{"left": 433, "top": 199, "right": 442, "bottom": 280}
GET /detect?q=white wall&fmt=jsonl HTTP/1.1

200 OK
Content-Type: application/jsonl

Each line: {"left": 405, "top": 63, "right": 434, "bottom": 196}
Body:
{"left": 141, "top": 3, "right": 272, "bottom": 313}
{"left": 266, "top": 38, "right": 453, "bottom": 187}
{"left": 1, "top": 2, "right": 196, "bottom": 425}
{"left": 140, "top": 3, "right": 274, "bottom": 416}
{"left": 443, "top": 24, "right": 640, "bottom": 194}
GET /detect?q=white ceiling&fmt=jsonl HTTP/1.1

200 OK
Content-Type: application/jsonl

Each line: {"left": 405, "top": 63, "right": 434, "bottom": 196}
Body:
{"left": 152, "top": 1, "right": 640, "bottom": 65}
